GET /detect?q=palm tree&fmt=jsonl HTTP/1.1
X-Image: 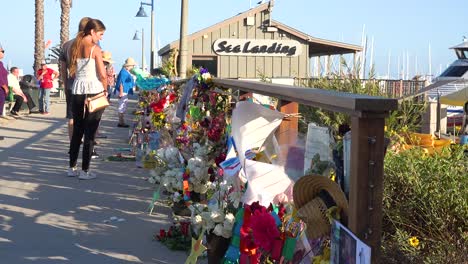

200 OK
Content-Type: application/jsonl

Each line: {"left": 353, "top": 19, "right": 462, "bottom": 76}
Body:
{"left": 60, "top": 0, "right": 72, "bottom": 47}
{"left": 34, "top": 0, "right": 45, "bottom": 73}
{"left": 59, "top": 0, "right": 72, "bottom": 87}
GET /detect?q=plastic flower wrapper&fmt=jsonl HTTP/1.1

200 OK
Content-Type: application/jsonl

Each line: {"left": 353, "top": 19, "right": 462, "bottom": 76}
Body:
{"left": 172, "top": 192, "right": 182, "bottom": 203}
{"left": 164, "top": 104, "right": 181, "bottom": 125}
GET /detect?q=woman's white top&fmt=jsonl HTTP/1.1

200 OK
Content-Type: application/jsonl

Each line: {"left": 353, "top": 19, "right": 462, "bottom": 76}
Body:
{"left": 72, "top": 45, "right": 104, "bottom": 95}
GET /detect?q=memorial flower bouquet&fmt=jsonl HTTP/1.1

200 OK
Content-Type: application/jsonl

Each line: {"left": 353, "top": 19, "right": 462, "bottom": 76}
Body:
{"left": 190, "top": 202, "right": 236, "bottom": 239}
{"left": 222, "top": 202, "right": 303, "bottom": 264}
{"left": 172, "top": 68, "right": 232, "bottom": 202}
{"left": 149, "top": 89, "right": 178, "bottom": 129}
{"left": 154, "top": 221, "right": 192, "bottom": 251}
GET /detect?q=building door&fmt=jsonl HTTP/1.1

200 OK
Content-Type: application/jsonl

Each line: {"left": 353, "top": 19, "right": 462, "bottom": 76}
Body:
{"left": 192, "top": 56, "right": 218, "bottom": 76}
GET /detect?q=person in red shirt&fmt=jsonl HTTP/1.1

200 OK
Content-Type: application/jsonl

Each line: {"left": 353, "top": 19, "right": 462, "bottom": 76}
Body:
{"left": 36, "top": 61, "right": 59, "bottom": 115}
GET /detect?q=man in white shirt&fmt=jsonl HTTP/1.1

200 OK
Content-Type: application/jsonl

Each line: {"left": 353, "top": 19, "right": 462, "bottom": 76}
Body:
{"left": 8, "top": 67, "right": 36, "bottom": 115}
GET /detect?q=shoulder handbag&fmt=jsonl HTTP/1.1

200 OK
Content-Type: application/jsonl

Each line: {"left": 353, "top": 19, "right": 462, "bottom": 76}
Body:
{"left": 85, "top": 92, "right": 109, "bottom": 113}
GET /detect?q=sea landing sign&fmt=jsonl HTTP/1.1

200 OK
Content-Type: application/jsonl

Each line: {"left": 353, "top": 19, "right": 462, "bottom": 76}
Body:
{"left": 213, "top": 38, "right": 302, "bottom": 57}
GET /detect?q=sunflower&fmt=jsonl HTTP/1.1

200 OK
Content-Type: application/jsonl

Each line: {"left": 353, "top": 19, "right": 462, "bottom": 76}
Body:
{"left": 409, "top": 236, "right": 419, "bottom": 248}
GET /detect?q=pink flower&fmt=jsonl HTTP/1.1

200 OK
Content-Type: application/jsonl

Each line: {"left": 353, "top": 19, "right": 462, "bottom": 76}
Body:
{"left": 250, "top": 207, "right": 280, "bottom": 252}
{"left": 209, "top": 92, "right": 217, "bottom": 106}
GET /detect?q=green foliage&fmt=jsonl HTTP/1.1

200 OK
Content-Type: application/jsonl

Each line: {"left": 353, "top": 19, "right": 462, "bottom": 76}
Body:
{"left": 257, "top": 69, "right": 272, "bottom": 83}
{"left": 298, "top": 71, "right": 381, "bottom": 136}
{"left": 382, "top": 146, "right": 468, "bottom": 263}
{"left": 297, "top": 59, "right": 426, "bottom": 140}
{"left": 160, "top": 49, "right": 177, "bottom": 78}
{"left": 386, "top": 100, "right": 426, "bottom": 137}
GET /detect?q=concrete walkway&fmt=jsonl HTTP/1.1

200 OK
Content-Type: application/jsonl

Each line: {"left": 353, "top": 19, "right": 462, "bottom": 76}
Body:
{"left": 0, "top": 97, "right": 188, "bottom": 263}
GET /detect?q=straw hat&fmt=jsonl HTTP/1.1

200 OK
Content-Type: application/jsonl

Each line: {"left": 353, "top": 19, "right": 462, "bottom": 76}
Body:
{"left": 102, "top": 51, "right": 114, "bottom": 63}
{"left": 293, "top": 175, "right": 349, "bottom": 239}
{"left": 123, "top": 57, "right": 137, "bottom": 67}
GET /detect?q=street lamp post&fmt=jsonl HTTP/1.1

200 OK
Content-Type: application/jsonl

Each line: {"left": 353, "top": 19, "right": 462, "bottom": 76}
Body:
{"left": 133, "top": 28, "right": 145, "bottom": 72}
{"left": 179, "top": 0, "right": 189, "bottom": 78}
{"left": 136, "top": 0, "right": 155, "bottom": 72}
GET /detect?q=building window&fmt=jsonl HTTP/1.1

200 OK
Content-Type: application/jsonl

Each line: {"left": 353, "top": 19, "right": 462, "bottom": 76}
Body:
{"left": 440, "top": 66, "right": 468, "bottom": 77}
{"left": 192, "top": 56, "right": 218, "bottom": 76}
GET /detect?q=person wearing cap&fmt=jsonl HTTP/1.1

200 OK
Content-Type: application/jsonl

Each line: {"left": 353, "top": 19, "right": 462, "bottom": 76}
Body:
{"left": 0, "top": 44, "right": 8, "bottom": 118}
{"left": 114, "top": 57, "right": 136, "bottom": 127}
{"left": 36, "top": 61, "right": 59, "bottom": 115}
{"left": 7, "top": 67, "right": 37, "bottom": 115}
{"left": 102, "top": 51, "right": 115, "bottom": 100}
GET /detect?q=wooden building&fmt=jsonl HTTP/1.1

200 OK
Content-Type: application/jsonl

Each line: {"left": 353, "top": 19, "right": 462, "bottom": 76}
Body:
{"left": 159, "top": 1, "right": 362, "bottom": 83}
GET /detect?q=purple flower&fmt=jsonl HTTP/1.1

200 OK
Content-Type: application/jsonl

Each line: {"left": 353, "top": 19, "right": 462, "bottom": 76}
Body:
{"left": 200, "top": 67, "right": 208, "bottom": 74}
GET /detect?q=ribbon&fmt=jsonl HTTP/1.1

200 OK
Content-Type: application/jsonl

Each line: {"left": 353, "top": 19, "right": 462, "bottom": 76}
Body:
{"left": 281, "top": 236, "right": 297, "bottom": 261}
{"left": 223, "top": 208, "right": 244, "bottom": 263}
{"left": 183, "top": 180, "right": 190, "bottom": 201}
{"left": 185, "top": 228, "right": 207, "bottom": 264}
{"left": 147, "top": 186, "right": 161, "bottom": 215}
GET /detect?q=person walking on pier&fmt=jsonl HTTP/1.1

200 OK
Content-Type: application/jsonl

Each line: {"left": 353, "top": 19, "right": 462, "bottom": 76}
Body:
{"left": 67, "top": 19, "right": 108, "bottom": 179}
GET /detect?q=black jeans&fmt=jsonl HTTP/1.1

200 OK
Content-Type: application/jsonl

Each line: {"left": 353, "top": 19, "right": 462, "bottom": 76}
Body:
{"left": 69, "top": 94, "right": 104, "bottom": 171}
{"left": 12, "top": 92, "right": 36, "bottom": 112}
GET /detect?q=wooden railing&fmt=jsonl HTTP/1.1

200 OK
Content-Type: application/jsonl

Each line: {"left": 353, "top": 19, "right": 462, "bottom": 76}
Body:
{"left": 212, "top": 78, "right": 399, "bottom": 263}
{"left": 295, "top": 77, "right": 427, "bottom": 101}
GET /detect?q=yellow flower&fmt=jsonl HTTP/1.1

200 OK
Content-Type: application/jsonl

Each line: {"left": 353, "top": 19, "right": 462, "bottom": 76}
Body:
{"left": 409, "top": 236, "right": 419, "bottom": 248}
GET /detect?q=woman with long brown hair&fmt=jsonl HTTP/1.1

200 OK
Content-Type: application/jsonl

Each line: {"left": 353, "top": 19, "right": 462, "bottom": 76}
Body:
{"left": 67, "top": 19, "right": 108, "bottom": 179}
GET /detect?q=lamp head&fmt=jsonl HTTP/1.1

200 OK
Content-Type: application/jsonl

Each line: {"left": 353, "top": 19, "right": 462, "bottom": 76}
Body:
{"left": 133, "top": 31, "right": 140, "bottom": 40}
{"left": 135, "top": 5, "right": 148, "bottom": 17}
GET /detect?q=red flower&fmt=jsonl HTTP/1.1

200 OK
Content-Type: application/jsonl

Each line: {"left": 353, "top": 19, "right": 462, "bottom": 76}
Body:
{"left": 159, "top": 229, "right": 166, "bottom": 239}
{"left": 249, "top": 201, "right": 263, "bottom": 214}
{"left": 277, "top": 203, "right": 286, "bottom": 219}
{"left": 209, "top": 92, "right": 217, "bottom": 106}
{"left": 180, "top": 222, "right": 190, "bottom": 236}
{"left": 250, "top": 207, "right": 280, "bottom": 252}
{"left": 168, "top": 93, "right": 177, "bottom": 103}
{"left": 152, "top": 98, "right": 167, "bottom": 113}
{"left": 215, "top": 152, "right": 226, "bottom": 166}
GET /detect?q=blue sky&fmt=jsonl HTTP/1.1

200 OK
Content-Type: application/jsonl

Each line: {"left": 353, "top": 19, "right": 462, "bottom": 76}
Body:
{"left": 1, "top": 0, "right": 467, "bottom": 79}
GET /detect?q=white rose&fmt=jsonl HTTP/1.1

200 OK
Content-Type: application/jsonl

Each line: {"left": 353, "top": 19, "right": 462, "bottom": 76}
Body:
{"left": 213, "top": 224, "right": 224, "bottom": 237}
{"left": 211, "top": 210, "right": 225, "bottom": 223}
{"left": 221, "top": 226, "right": 233, "bottom": 238}
{"left": 148, "top": 177, "right": 156, "bottom": 184}
{"left": 156, "top": 148, "right": 165, "bottom": 160}
{"left": 192, "top": 215, "right": 203, "bottom": 226}
{"left": 198, "top": 183, "right": 209, "bottom": 194}
{"left": 224, "top": 213, "right": 235, "bottom": 225}
{"left": 202, "top": 72, "right": 211, "bottom": 80}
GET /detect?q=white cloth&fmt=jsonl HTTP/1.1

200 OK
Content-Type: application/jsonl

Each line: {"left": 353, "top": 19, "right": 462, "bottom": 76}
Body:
{"left": 118, "top": 94, "right": 128, "bottom": 113}
{"left": 72, "top": 45, "right": 104, "bottom": 95}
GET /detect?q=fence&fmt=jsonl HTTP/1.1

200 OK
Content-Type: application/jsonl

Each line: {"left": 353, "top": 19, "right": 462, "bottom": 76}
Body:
{"left": 211, "top": 78, "right": 398, "bottom": 263}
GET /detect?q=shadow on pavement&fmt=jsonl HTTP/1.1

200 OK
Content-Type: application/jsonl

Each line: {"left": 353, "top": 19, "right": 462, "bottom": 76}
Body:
{"left": 0, "top": 97, "right": 188, "bottom": 263}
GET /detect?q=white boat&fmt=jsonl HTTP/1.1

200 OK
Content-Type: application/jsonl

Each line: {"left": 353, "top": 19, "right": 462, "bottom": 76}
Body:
{"left": 405, "top": 39, "right": 468, "bottom": 106}
{"left": 428, "top": 40, "right": 468, "bottom": 104}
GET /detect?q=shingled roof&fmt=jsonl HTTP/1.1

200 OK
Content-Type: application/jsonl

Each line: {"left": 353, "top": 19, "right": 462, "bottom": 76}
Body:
{"left": 158, "top": 2, "right": 362, "bottom": 57}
